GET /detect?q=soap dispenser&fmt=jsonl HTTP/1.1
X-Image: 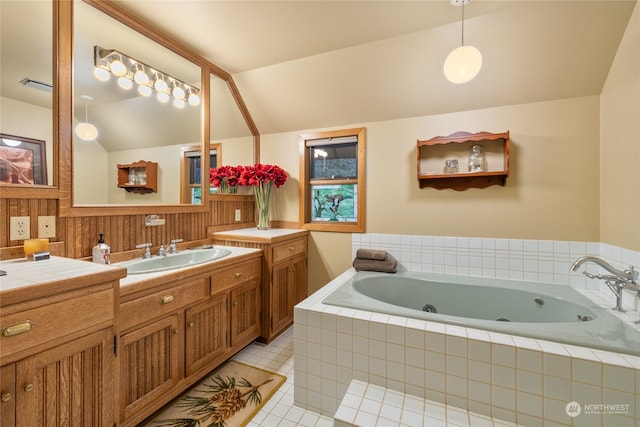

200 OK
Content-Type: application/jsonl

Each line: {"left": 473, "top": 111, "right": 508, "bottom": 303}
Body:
{"left": 92, "top": 233, "right": 111, "bottom": 264}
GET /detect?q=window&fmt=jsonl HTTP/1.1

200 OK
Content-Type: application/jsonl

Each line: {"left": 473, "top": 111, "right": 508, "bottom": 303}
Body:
{"left": 299, "top": 127, "right": 365, "bottom": 232}
{"left": 180, "top": 144, "right": 220, "bottom": 204}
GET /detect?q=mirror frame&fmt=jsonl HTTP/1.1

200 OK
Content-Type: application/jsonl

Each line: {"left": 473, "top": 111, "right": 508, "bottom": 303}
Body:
{"left": 58, "top": 0, "right": 260, "bottom": 217}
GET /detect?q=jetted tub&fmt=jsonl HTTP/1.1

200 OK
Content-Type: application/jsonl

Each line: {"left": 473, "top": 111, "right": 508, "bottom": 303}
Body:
{"left": 322, "top": 270, "right": 640, "bottom": 356}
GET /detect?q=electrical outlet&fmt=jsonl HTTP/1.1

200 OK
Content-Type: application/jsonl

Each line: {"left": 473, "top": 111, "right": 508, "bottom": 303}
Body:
{"left": 38, "top": 216, "right": 56, "bottom": 238}
{"left": 234, "top": 209, "right": 241, "bottom": 222}
{"left": 10, "top": 216, "right": 30, "bottom": 240}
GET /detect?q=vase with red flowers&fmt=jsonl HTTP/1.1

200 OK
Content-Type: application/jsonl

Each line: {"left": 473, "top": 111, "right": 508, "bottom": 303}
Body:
{"left": 239, "top": 163, "right": 288, "bottom": 230}
{"left": 209, "top": 165, "right": 242, "bottom": 193}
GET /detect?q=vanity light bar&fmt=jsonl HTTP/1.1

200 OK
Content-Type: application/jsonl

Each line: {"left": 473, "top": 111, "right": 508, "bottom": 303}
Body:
{"left": 93, "top": 46, "right": 200, "bottom": 107}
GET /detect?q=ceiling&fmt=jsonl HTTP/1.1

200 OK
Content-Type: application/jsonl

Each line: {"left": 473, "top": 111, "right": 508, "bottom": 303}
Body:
{"left": 2, "top": 1, "right": 637, "bottom": 138}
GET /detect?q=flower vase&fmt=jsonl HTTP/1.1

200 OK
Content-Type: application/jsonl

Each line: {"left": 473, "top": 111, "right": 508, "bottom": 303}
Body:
{"left": 254, "top": 182, "right": 272, "bottom": 230}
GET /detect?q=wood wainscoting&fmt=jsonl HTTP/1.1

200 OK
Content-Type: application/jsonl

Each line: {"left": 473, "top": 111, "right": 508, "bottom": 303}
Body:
{"left": 0, "top": 194, "right": 255, "bottom": 260}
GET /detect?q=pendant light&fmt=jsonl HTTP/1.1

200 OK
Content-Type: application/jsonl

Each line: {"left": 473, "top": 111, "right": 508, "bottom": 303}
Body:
{"left": 75, "top": 95, "right": 99, "bottom": 141}
{"left": 444, "top": 0, "right": 482, "bottom": 84}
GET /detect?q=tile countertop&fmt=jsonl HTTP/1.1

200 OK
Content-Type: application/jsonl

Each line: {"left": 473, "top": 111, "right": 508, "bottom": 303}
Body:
{"left": 211, "top": 227, "right": 308, "bottom": 243}
{"left": 0, "top": 256, "right": 127, "bottom": 305}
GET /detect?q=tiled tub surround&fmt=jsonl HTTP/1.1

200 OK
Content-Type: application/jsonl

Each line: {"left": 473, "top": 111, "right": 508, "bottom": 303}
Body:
{"left": 293, "top": 235, "right": 640, "bottom": 426}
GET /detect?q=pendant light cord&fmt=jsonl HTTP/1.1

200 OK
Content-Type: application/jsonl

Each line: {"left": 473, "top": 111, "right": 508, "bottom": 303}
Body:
{"left": 461, "top": 1, "right": 465, "bottom": 47}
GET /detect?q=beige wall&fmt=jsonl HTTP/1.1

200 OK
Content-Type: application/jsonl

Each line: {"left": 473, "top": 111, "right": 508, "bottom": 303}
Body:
{"left": 600, "top": 1, "right": 640, "bottom": 252}
{"left": 263, "top": 96, "right": 605, "bottom": 293}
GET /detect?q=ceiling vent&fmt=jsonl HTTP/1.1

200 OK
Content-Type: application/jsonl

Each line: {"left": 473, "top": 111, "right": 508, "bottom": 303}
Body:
{"left": 20, "top": 78, "right": 53, "bottom": 92}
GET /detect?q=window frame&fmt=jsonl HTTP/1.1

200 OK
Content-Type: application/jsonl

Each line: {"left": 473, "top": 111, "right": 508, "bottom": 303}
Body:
{"left": 180, "top": 143, "right": 220, "bottom": 204}
{"left": 299, "top": 127, "right": 365, "bottom": 232}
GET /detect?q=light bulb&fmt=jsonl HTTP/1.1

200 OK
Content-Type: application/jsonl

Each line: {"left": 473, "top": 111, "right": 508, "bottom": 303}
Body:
{"left": 157, "top": 92, "right": 170, "bottom": 103}
{"left": 109, "top": 58, "right": 127, "bottom": 77}
{"left": 117, "top": 76, "right": 133, "bottom": 90}
{"left": 75, "top": 122, "right": 98, "bottom": 141}
{"left": 134, "top": 68, "right": 150, "bottom": 85}
{"left": 93, "top": 66, "right": 110, "bottom": 82}
{"left": 443, "top": 45, "right": 482, "bottom": 84}
{"left": 154, "top": 77, "right": 168, "bottom": 92}
{"left": 173, "top": 98, "right": 186, "bottom": 109}
{"left": 188, "top": 92, "right": 200, "bottom": 106}
{"left": 138, "top": 84, "right": 152, "bottom": 97}
{"left": 172, "top": 85, "right": 186, "bottom": 100}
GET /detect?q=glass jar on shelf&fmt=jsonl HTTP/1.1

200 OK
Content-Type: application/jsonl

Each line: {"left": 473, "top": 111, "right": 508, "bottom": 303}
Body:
{"left": 443, "top": 159, "right": 459, "bottom": 174}
{"left": 468, "top": 144, "right": 486, "bottom": 172}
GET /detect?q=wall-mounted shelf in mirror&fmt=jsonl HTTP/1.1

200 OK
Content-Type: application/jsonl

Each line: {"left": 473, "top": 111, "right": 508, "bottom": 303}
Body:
{"left": 117, "top": 161, "right": 157, "bottom": 194}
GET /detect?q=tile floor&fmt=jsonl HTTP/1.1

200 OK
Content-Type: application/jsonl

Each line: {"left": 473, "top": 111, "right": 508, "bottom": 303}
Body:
{"left": 233, "top": 326, "right": 523, "bottom": 427}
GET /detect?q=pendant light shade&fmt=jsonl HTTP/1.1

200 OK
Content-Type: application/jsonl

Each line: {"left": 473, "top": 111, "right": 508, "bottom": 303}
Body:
{"left": 75, "top": 95, "right": 98, "bottom": 141}
{"left": 444, "top": 0, "right": 482, "bottom": 84}
{"left": 444, "top": 45, "right": 482, "bottom": 84}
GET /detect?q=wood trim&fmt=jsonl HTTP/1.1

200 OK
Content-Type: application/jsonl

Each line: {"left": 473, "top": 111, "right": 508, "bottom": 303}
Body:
{"left": 298, "top": 127, "right": 366, "bottom": 233}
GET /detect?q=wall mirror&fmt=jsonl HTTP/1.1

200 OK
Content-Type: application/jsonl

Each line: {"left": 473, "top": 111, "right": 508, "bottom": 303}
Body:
{"left": 210, "top": 73, "right": 254, "bottom": 174}
{"left": 0, "top": 1, "right": 55, "bottom": 190}
{"left": 72, "top": 0, "right": 203, "bottom": 206}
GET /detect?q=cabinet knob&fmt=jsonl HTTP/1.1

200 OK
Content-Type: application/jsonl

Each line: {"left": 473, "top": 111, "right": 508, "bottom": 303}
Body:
{"left": 161, "top": 295, "right": 174, "bottom": 304}
{"left": 23, "top": 384, "right": 34, "bottom": 393}
{"left": 288, "top": 246, "right": 295, "bottom": 251}
{"left": 289, "top": 267, "right": 296, "bottom": 272}
{"left": 234, "top": 301, "right": 238, "bottom": 306}
{"left": 234, "top": 272, "right": 243, "bottom": 279}
{"left": 188, "top": 322, "right": 194, "bottom": 328}
{"left": 173, "top": 329, "right": 179, "bottom": 335}
{"left": 1, "top": 392, "right": 11, "bottom": 402}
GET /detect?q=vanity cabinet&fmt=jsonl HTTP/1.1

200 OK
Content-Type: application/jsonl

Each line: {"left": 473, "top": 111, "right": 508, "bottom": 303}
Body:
{"left": 211, "top": 229, "right": 309, "bottom": 343}
{"left": 0, "top": 261, "right": 123, "bottom": 427}
{"left": 116, "top": 160, "right": 158, "bottom": 194}
{"left": 118, "top": 252, "right": 262, "bottom": 427}
{"left": 417, "top": 131, "right": 510, "bottom": 190}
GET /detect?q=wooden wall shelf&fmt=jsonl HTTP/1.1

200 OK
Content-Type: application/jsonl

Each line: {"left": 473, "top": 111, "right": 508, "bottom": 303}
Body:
{"left": 117, "top": 161, "right": 158, "bottom": 194}
{"left": 417, "top": 131, "right": 510, "bottom": 191}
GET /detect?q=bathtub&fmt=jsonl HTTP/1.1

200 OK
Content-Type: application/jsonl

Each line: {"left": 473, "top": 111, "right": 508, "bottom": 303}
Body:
{"left": 322, "top": 270, "right": 640, "bottom": 356}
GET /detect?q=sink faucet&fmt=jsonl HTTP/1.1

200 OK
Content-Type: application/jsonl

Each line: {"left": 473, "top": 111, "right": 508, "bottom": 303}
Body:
{"left": 571, "top": 255, "right": 638, "bottom": 312}
{"left": 167, "top": 239, "right": 183, "bottom": 254}
{"left": 136, "top": 243, "right": 152, "bottom": 259}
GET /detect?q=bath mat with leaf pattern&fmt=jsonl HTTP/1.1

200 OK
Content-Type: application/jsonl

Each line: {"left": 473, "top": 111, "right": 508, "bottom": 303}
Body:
{"left": 140, "top": 360, "right": 286, "bottom": 427}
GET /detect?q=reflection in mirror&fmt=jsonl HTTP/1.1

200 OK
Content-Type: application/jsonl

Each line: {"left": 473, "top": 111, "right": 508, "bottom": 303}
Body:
{"left": 72, "top": 0, "right": 202, "bottom": 205}
{"left": 210, "top": 73, "right": 253, "bottom": 177}
{"left": 0, "top": 1, "right": 54, "bottom": 187}
{"left": 180, "top": 145, "right": 220, "bottom": 204}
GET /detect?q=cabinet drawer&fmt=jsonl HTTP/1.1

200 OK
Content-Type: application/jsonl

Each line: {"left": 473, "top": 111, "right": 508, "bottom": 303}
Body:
{"left": 272, "top": 238, "right": 307, "bottom": 264}
{"left": 0, "top": 289, "right": 114, "bottom": 360}
{"left": 120, "top": 279, "right": 206, "bottom": 331}
{"left": 212, "top": 258, "right": 261, "bottom": 294}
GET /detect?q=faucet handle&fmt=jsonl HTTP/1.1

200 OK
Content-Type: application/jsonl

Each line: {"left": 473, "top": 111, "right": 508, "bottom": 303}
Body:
{"left": 170, "top": 239, "right": 183, "bottom": 245}
{"left": 135, "top": 243, "right": 152, "bottom": 258}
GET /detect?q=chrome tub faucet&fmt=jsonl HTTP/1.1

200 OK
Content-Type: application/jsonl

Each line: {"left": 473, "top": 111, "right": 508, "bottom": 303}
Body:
{"left": 571, "top": 255, "right": 638, "bottom": 312}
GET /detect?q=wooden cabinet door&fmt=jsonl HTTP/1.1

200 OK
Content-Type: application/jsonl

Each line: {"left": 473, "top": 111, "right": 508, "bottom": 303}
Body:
{"left": 120, "top": 315, "right": 181, "bottom": 422}
{"left": 185, "top": 293, "right": 227, "bottom": 377}
{"left": 230, "top": 279, "right": 261, "bottom": 350}
{"left": 14, "top": 328, "right": 115, "bottom": 427}
{"left": 291, "top": 257, "right": 308, "bottom": 305}
{"left": 270, "top": 262, "right": 296, "bottom": 336}
{"left": 0, "top": 364, "right": 16, "bottom": 427}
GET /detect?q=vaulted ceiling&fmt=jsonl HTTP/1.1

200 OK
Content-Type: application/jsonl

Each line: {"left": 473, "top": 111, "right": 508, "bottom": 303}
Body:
{"left": 112, "top": 1, "right": 636, "bottom": 135}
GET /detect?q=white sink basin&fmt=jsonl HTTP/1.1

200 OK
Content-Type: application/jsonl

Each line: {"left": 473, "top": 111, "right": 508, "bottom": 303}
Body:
{"left": 119, "top": 247, "right": 232, "bottom": 275}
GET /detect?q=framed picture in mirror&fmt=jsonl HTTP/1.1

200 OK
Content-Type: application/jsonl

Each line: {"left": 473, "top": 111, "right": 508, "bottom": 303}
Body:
{"left": 0, "top": 133, "right": 47, "bottom": 185}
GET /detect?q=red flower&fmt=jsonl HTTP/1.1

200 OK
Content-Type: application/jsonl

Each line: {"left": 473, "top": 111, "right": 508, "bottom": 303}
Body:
{"left": 238, "top": 164, "right": 288, "bottom": 188}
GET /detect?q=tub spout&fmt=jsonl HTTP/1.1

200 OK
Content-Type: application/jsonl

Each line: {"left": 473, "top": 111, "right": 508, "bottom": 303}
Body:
{"left": 571, "top": 256, "right": 638, "bottom": 312}
{"left": 570, "top": 256, "right": 638, "bottom": 284}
